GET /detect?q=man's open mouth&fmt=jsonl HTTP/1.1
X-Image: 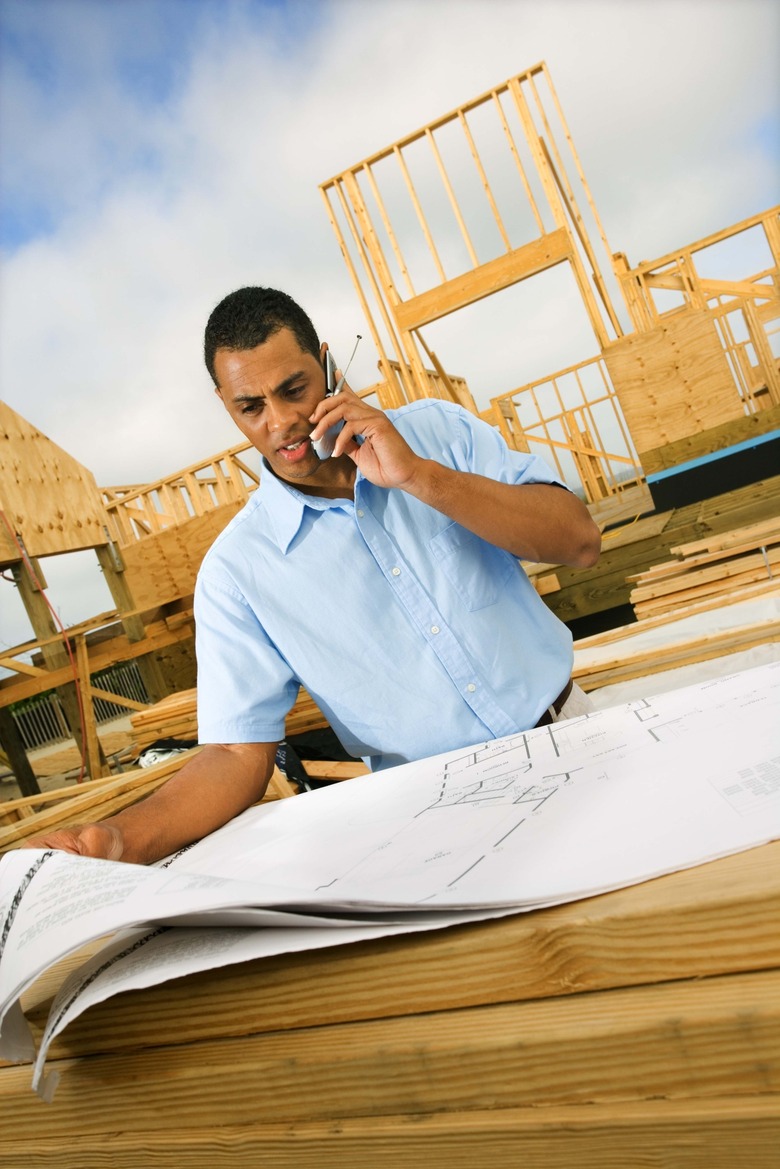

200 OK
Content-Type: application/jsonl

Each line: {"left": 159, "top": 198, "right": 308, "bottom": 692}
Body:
{"left": 277, "top": 437, "right": 310, "bottom": 459}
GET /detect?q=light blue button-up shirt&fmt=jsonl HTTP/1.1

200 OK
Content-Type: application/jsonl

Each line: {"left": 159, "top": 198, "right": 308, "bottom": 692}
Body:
{"left": 194, "top": 400, "right": 573, "bottom": 770}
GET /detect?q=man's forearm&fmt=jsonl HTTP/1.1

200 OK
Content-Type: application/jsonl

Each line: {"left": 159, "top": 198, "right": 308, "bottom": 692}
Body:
{"left": 21, "top": 742, "right": 277, "bottom": 865}
{"left": 401, "top": 459, "right": 602, "bottom": 567}
{"left": 103, "top": 742, "right": 275, "bottom": 864}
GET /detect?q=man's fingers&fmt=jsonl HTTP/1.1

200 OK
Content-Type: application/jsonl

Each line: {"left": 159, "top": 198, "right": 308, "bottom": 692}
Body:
{"left": 21, "top": 823, "right": 124, "bottom": 861}
{"left": 21, "top": 829, "right": 82, "bottom": 854}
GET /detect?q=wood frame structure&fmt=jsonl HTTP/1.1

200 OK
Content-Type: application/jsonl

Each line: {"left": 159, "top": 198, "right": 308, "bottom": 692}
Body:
{"left": 320, "top": 62, "right": 626, "bottom": 418}
{"left": 0, "top": 402, "right": 190, "bottom": 788}
{"left": 607, "top": 207, "right": 780, "bottom": 472}
{"left": 101, "top": 441, "right": 261, "bottom": 546}
{"left": 321, "top": 62, "right": 779, "bottom": 508}
{"left": 491, "top": 207, "right": 780, "bottom": 493}
{"left": 0, "top": 604, "right": 196, "bottom": 789}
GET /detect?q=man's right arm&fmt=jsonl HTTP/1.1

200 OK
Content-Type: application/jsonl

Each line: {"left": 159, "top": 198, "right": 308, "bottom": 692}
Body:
{"left": 20, "top": 741, "right": 278, "bottom": 864}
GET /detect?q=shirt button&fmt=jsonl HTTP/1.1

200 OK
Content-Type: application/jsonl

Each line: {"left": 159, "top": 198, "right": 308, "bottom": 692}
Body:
{"left": 391, "top": 567, "right": 401, "bottom": 576}
{"left": 357, "top": 509, "right": 364, "bottom": 518}
{"left": 466, "top": 683, "right": 476, "bottom": 692}
{"left": 431, "top": 625, "right": 440, "bottom": 635}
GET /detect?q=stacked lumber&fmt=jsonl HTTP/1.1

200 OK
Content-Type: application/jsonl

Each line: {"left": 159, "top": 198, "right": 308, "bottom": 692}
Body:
{"left": 574, "top": 615, "right": 780, "bottom": 692}
{"left": 0, "top": 750, "right": 297, "bottom": 851}
{"left": 573, "top": 578, "right": 780, "bottom": 692}
{"left": 129, "top": 686, "right": 329, "bottom": 749}
{"left": 628, "top": 518, "right": 780, "bottom": 619}
{"left": 129, "top": 689, "right": 198, "bottom": 748}
{"left": 2, "top": 842, "right": 778, "bottom": 1165}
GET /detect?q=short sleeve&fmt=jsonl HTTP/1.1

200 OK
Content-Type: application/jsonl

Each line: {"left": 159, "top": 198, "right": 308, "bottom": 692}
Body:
{"left": 396, "top": 400, "right": 566, "bottom": 488}
{"left": 193, "top": 571, "right": 299, "bottom": 744}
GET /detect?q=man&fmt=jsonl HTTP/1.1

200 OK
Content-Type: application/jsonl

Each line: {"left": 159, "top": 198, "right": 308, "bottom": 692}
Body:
{"left": 27, "top": 287, "right": 601, "bottom": 864}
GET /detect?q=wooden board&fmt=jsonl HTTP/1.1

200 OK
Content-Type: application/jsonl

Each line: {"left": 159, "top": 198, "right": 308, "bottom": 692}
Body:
{"left": 0, "top": 401, "right": 109, "bottom": 563}
{"left": 603, "top": 309, "right": 743, "bottom": 457}
{"left": 120, "top": 503, "right": 245, "bottom": 609}
{"left": 628, "top": 519, "right": 780, "bottom": 619}
{"left": 0, "top": 1098, "right": 777, "bottom": 1168}
{"left": 1, "top": 841, "right": 779, "bottom": 1166}
{"left": 544, "top": 474, "right": 780, "bottom": 624}
{"left": 7, "top": 969, "right": 780, "bottom": 1129}
{"left": 128, "top": 686, "right": 329, "bottom": 750}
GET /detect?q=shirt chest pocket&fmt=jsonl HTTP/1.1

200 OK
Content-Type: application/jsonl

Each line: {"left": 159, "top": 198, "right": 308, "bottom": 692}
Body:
{"left": 428, "top": 523, "right": 516, "bottom": 612}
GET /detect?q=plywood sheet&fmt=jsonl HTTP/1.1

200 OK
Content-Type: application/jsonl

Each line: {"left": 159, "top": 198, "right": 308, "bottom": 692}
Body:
{"left": 121, "top": 503, "right": 244, "bottom": 609}
{"left": 604, "top": 309, "right": 742, "bottom": 456}
{"left": 0, "top": 401, "right": 108, "bottom": 562}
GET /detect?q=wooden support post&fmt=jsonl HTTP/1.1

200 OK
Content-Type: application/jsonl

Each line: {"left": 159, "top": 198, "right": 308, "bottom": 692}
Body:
{"left": 0, "top": 705, "right": 41, "bottom": 797}
{"left": 95, "top": 542, "right": 168, "bottom": 703}
{"left": 74, "top": 634, "right": 108, "bottom": 780}
{"left": 743, "top": 299, "right": 780, "bottom": 407}
{"left": 11, "top": 556, "right": 94, "bottom": 769}
{"left": 95, "top": 543, "right": 145, "bottom": 641}
{"left": 330, "top": 177, "right": 420, "bottom": 403}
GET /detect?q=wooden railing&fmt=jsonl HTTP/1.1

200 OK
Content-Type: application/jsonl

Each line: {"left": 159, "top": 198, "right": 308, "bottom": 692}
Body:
{"left": 614, "top": 207, "right": 780, "bottom": 410}
{"left": 102, "top": 441, "right": 260, "bottom": 546}
{"left": 491, "top": 354, "right": 645, "bottom": 504}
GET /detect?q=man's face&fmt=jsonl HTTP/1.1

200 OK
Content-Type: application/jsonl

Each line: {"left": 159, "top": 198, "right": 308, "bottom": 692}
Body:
{"left": 214, "top": 327, "right": 331, "bottom": 486}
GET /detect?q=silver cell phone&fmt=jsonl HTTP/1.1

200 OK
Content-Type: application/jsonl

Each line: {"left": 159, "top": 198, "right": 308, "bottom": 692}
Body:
{"left": 312, "top": 350, "right": 345, "bottom": 460}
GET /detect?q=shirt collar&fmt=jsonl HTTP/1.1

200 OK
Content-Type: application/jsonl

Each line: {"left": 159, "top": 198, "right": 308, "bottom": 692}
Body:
{"left": 258, "top": 460, "right": 359, "bottom": 554}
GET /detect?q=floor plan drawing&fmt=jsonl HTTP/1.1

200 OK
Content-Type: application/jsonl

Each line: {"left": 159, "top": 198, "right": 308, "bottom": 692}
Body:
{"left": 2, "top": 664, "right": 779, "bottom": 1094}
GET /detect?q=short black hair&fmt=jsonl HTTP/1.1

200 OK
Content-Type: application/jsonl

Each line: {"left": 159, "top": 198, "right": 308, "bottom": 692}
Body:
{"left": 204, "top": 286, "right": 321, "bottom": 385}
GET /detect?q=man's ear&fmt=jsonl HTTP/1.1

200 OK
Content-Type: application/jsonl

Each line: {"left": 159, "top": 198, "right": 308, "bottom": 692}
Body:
{"left": 214, "top": 384, "right": 224, "bottom": 402}
{"left": 319, "top": 341, "right": 328, "bottom": 365}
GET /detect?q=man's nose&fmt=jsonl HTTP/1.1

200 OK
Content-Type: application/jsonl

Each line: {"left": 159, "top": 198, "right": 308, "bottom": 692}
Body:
{"left": 264, "top": 397, "right": 298, "bottom": 432}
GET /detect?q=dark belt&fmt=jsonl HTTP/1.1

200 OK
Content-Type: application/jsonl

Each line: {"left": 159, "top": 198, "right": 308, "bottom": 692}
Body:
{"left": 534, "top": 677, "right": 574, "bottom": 728}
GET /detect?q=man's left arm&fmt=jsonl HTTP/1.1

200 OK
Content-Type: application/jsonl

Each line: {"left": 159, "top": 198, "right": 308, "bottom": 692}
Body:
{"left": 310, "top": 389, "right": 601, "bottom": 568}
{"left": 396, "top": 462, "right": 601, "bottom": 567}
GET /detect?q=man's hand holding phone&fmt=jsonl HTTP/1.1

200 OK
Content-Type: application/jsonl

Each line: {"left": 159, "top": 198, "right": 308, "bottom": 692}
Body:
{"left": 309, "top": 376, "right": 425, "bottom": 492}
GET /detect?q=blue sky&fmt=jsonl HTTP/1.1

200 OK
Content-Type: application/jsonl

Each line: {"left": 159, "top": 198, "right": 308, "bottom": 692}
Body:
{"left": 0, "top": 0, "right": 778, "bottom": 640}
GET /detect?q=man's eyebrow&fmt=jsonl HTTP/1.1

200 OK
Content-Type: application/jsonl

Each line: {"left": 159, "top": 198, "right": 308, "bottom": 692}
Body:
{"left": 231, "top": 370, "right": 308, "bottom": 403}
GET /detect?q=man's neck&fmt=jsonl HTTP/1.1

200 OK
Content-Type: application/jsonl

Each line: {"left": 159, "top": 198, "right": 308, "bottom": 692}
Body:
{"left": 266, "top": 455, "right": 357, "bottom": 500}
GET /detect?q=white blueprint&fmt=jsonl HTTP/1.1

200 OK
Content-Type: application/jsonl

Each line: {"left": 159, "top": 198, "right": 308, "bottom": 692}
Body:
{"left": 0, "top": 660, "right": 778, "bottom": 1095}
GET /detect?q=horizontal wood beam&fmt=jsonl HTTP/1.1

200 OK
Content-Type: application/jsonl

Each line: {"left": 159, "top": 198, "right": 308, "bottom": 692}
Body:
{"left": 1, "top": 1097, "right": 778, "bottom": 1168}
{"left": 0, "top": 657, "right": 45, "bottom": 678}
{"left": 0, "top": 608, "right": 148, "bottom": 663}
{"left": 700, "top": 277, "right": 780, "bottom": 302}
{"left": 87, "top": 685, "right": 149, "bottom": 713}
{"left": 7, "top": 968, "right": 780, "bottom": 1131}
{"left": 394, "top": 229, "right": 571, "bottom": 331}
{"left": 644, "top": 272, "right": 779, "bottom": 302}
{"left": 0, "top": 621, "right": 194, "bottom": 709}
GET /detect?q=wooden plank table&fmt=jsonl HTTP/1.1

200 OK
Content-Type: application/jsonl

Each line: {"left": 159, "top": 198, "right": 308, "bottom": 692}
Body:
{"left": 1, "top": 839, "right": 779, "bottom": 1167}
